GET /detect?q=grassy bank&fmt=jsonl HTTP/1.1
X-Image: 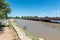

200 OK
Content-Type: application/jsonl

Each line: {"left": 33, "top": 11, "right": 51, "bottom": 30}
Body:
{"left": 9, "top": 21, "right": 13, "bottom": 29}
{"left": 4, "top": 21, "right": 20, "bottom": 40}
{"left": 22, "top": 29, "right": 39, "bottom": 40}
{"left": 11, "top": 20, "right": 39, "bottom": 40}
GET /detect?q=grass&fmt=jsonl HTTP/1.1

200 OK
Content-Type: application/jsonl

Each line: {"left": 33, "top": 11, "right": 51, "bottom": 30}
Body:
{"left": 8, "top": 21, "right": 13, "bottom": 29}
{"left": 11, "top": 20, "right": 39, "bottom": 40}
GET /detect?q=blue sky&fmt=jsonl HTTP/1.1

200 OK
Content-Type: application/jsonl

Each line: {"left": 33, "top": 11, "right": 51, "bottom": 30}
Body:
{"left": 7, "top": 0, "right": 60, "bottom": 17}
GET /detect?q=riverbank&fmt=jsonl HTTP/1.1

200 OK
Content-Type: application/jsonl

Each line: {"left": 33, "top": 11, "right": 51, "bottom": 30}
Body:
{"left": 0, "top": 27, "right": 19, "bottom": 40}
{"left": 0, "top": 19, "right": 19, "bottom": 40}
{"left": 10, "top": 19, "right": 44, "bottom": 40}
{"left": 14, "top": 19, "right": 60, "bottom": 40}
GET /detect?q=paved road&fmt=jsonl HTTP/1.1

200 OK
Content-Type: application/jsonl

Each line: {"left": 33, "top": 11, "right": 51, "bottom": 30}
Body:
{"left": 15, "top": 19, "right": 60, "bottom": 40}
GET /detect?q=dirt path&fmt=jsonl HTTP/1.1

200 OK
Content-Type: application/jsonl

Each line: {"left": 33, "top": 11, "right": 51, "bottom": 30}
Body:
{"left": 0, "top": 27, "right": 19, "bottom": 40}
{"left": 0, "top": 27, "right": 13, "bottom": 40}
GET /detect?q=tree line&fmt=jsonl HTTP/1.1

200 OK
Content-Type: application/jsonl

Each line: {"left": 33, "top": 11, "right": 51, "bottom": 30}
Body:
{"left": 21, "top": 16, "right": 39, "bottom": 19}
{"left": 8, "top": 16, "right": 39, "bottom": 19}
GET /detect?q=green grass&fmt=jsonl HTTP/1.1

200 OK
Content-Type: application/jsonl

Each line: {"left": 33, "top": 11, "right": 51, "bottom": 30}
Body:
{"left": 11, "top": 21, "right": 39, "bottom": 40}
{"left": 9, "top": 22, "right": 13, "bottom": 29}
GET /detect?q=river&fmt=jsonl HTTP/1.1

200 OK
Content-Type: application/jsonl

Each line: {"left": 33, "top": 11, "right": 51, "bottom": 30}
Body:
{"left": 15, "top": 19, "right": 60, "bottom": 40}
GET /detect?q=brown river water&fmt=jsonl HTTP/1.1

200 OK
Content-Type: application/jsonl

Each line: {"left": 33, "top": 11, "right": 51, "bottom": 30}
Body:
{"left": 15, "top": 19, "right": 60, "bottom": 40}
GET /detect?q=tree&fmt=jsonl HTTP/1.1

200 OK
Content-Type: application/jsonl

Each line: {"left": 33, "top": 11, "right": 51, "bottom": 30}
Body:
{"left": 0, "top": 0, "right": 11, "bottom": 19}
{"left": 0, "top": 11, "right": 5, "bottom": 19}
{"left": 15, "top": 16, "right": 20, "bottom": 19}
{"left": 33, "top": 16, "right": 39, "bottom": 18}
{"left": 21, "top": 16, "right": 24, "bottom": 19}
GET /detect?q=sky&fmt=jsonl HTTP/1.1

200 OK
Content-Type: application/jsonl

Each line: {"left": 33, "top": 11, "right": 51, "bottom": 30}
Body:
{"left": 7, "top": 0, "right": 60, "bottom": 17}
